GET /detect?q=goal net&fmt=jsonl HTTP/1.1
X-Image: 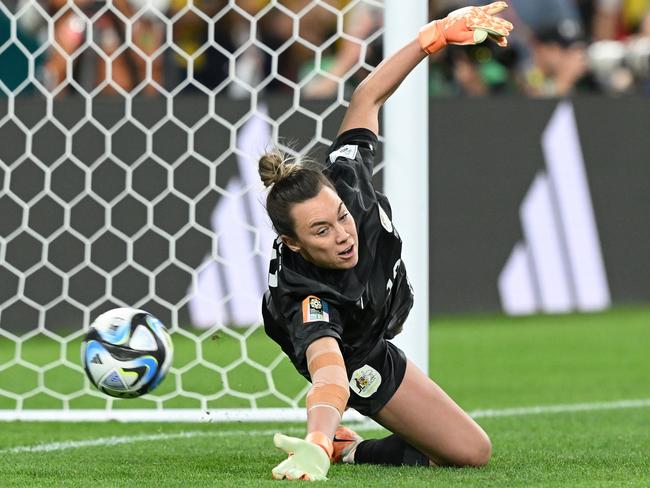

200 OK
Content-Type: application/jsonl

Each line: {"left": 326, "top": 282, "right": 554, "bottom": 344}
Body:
{"left": 0, "top": 0, "right": 391, "bottom": 421}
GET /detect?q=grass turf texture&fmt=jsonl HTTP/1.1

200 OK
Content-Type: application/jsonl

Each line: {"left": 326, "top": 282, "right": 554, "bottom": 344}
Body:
{"left": 1, "top": 307, "right": 649, "bottom": 486}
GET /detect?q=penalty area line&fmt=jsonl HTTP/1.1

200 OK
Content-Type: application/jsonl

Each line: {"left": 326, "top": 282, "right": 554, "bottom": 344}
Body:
{"left": 2, "top": 398, "right": 650, "bottom": 455}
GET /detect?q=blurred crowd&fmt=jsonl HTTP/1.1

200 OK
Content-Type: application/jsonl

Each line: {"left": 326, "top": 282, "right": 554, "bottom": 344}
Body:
{"left": 1, "top": 0, "right": 650, "bottom": 97}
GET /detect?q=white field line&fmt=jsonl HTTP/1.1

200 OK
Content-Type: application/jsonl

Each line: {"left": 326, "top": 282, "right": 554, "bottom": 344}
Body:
{"left": 0, "top": 429, "right": 300, "bottom": 454}
{"left": 2, "top": 398, "right": 650, "bottom": 455}
{"left": 469, "top": 398, "right": 650, "bottom": 418}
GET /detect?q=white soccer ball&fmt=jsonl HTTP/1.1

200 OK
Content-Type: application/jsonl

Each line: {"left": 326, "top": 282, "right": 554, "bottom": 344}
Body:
{"left": 81, "top": 308, "right": 173, "bottom": 398}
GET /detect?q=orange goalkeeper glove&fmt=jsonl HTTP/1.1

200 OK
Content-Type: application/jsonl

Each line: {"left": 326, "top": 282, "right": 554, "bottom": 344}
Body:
{"left": 418, "top": 1, "right": 513, "bottom": 55}
{"left": 271, "top": 432, "right": 333, "bottom": 481}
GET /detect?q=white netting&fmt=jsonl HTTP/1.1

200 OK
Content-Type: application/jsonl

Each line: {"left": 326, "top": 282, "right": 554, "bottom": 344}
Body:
{"left": 0, "top": 0, "right": 385, "bottom": 420}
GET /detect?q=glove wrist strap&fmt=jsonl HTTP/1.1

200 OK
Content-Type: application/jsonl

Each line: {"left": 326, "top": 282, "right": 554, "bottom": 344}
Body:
{"left": 418, "top": 20, "right": 447, "bottom": 55}
{"left": 305, "top": 431, "right": 334, "bottom": 460}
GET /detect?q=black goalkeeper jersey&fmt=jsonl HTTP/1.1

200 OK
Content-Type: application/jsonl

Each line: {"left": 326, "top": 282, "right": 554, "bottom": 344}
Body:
{"left": 262, "top": 128, "right": 414, "bottom": 380}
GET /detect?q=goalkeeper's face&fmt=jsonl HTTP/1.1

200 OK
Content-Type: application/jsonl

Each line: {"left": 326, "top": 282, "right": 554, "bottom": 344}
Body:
{"left": 283, "top": 186, "right": 359, "bottom": 270}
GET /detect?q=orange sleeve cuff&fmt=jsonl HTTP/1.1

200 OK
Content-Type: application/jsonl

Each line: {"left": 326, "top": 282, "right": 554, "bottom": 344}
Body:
{"left": 418, "top": 21, "right": 447, "bottom": 54}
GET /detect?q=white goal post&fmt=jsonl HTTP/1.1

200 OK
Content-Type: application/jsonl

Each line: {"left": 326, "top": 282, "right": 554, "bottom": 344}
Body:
{"left": 0, "top": 0, "right": 428, "bottom": 422}
{"left": 383, "top": 0, "right": 428, "bottom": 374}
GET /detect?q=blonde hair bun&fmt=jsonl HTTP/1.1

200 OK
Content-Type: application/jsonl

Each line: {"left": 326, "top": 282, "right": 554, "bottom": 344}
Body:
{"left": 258, "top": 150, "right": 302, "bottom": 188}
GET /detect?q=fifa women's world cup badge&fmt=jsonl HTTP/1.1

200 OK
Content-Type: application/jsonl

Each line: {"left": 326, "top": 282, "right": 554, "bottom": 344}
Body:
{"left": 302, "top": 295, "right": 330, "bottom": 323}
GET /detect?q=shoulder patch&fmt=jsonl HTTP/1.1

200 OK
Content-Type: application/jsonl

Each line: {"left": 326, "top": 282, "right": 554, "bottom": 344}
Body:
{"left": 329, "top": 144, "right": 358, "bottom": 163}
{"left": 302, "top": 295, "right": 329, "bottom": 323}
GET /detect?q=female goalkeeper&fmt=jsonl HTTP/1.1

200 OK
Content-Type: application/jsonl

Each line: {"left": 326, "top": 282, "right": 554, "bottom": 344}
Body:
{"left": 259, "top": 3, "right": 513, "bottom": 481}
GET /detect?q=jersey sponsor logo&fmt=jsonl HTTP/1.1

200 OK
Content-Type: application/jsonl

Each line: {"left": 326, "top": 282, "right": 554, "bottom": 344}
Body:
{"left": 302, "top": 295, "right": 330, "bottom": 323}
{"left": 329, "top": 144, "right": 358, "bottom": 163}
{"left": 377, "top": 203, "right": 393, "bottom": 233}
{"left": 349, "top": 364, "right": 381, "bottom": 398}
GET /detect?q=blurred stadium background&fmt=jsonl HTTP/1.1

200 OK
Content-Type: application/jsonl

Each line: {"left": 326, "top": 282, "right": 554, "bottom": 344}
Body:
{"left": 0, "top": 0, "right": 649, "bottom": 423}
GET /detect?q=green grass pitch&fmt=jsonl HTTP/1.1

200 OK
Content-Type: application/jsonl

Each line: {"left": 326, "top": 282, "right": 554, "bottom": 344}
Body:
{"left": 1, "top": 307, "right": 649, "bottom": 487}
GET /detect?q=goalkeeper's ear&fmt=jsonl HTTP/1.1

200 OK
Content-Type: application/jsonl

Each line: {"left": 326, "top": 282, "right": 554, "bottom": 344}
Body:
{"left": 280, "top": 234, "right": 302, "bottom": 253}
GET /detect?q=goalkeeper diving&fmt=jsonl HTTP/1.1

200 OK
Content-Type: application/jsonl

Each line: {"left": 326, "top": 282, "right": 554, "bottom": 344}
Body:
{"left": 258, "top": 2, "right": 513, "bottom": 480}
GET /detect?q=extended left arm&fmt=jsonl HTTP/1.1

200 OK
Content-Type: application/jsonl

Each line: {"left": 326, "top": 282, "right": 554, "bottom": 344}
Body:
{"left": 272, "top": 337, "right": 349, "bottom": 481}
{"left": 337, "top": 38, "right": 426, "bottom": 136}
{"left": 337, "top": 1, "right": 513, "bottom": 136}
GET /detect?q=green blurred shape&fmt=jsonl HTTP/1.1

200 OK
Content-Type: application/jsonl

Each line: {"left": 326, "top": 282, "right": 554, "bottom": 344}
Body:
{"left": 270, "top": 356, "right": 308, "bottom": 400}
{"left": 148, "top": 371, "right": 177, "bottom": 397}
{"left": 0, "top": 339, "right": 15, "bottom": 365}
{"left": 206, "top": 395, "right": 250, "bottom": 409}
{"left": 68, "top": 396, "right": 108, "bottom": 409}
{"left": 161, "top": 395, "right": 202, "bottom": 409}
{"left": 244, "top": 326, "right": 284, "bottom": 367}
{"left": 255, "top": 394, "right": 295, "bottom": 408}
{"left": 169, "top": 332, "right": 198, "bottom": 369}
{"left": 181, "top": 363, "right": 223, "bottom": 395}
{"left": 0, "top": 364, "right": 38, "bottom": 394}
{"left": 0, "top": 395, "right": 16, "bottom": 409}
{"left": 21, "top": 334, "right": 60, "bottom": 367}
{"left": 22, "top": 392, "right": 62, "bottom": 409}
{"left": 44, "top": 364, "right": 85, "bottom": 395}
{"left": 226, "top": 362, "right": 267, "bottom": 395}
{"left": 200, "top": 329, "right": 241, "bottom": 368}
{"left": 65, "top": 337, "right": 84, "bottom": 365}
{"left": 112, "top": 396, "right": 158, "bottom": 410}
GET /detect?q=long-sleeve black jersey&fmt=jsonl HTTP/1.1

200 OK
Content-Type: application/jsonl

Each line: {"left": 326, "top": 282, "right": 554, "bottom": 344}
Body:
{"left": 262, "top": 128, "right": 414, "bottom": 380}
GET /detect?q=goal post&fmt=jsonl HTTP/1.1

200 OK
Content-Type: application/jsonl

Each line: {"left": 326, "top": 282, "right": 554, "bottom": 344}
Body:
{"left": 383, "top": 0, "right": 429, "bottom": 375}
{"left": 0, "top": 0, "right": 429, "bottom": 422}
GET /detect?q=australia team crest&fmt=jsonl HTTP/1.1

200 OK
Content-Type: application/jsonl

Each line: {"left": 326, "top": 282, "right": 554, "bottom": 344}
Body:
{"left": 350, "top": 364, "right": 382, "bottom": 398}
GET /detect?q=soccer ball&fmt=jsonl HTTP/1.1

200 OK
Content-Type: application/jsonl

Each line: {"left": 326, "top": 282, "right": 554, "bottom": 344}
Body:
{"left": 81, "top": 308, "right": 173, "bottom": 398}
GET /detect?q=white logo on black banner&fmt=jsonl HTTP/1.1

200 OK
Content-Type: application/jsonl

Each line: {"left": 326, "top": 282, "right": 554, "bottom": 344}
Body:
{"left": 498, "top": 102, "right": 611, "bottom": 315}
{"left": 329, "top": 144, "right": 358, "bottom": 163}
{"left": 187, "top": 108, "right": 275, "bottom": 328}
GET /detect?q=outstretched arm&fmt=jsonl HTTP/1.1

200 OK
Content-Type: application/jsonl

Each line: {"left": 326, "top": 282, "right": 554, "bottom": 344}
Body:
{"left": 337, "top": 1, "right": 513, "bottom": 135}
{"left": 337, "top": 39, "right": 426, "bottom": 136}
{"left": 272, "top": 337, "right": 349, "bottom": 481}
{"left": 304, "top": 337, "right": 349, "bottom": 440}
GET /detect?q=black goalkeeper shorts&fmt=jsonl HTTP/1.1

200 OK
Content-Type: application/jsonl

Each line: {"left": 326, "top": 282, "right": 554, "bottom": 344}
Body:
{"left": 346, "top": 340, "right": 407, "bottom": 417}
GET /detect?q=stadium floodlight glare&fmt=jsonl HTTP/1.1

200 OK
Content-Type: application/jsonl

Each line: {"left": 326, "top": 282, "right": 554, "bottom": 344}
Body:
{"left": 0, "top": 0, "right": 428, "bottom": 422}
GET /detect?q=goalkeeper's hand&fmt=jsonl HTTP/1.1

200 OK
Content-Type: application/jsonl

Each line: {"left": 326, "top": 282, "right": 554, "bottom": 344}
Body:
{"left": 272, "top": 433, "right": 331, "bottom": 481}
{"left": 418, "top": 1, "right": 513, "bottom": 55}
